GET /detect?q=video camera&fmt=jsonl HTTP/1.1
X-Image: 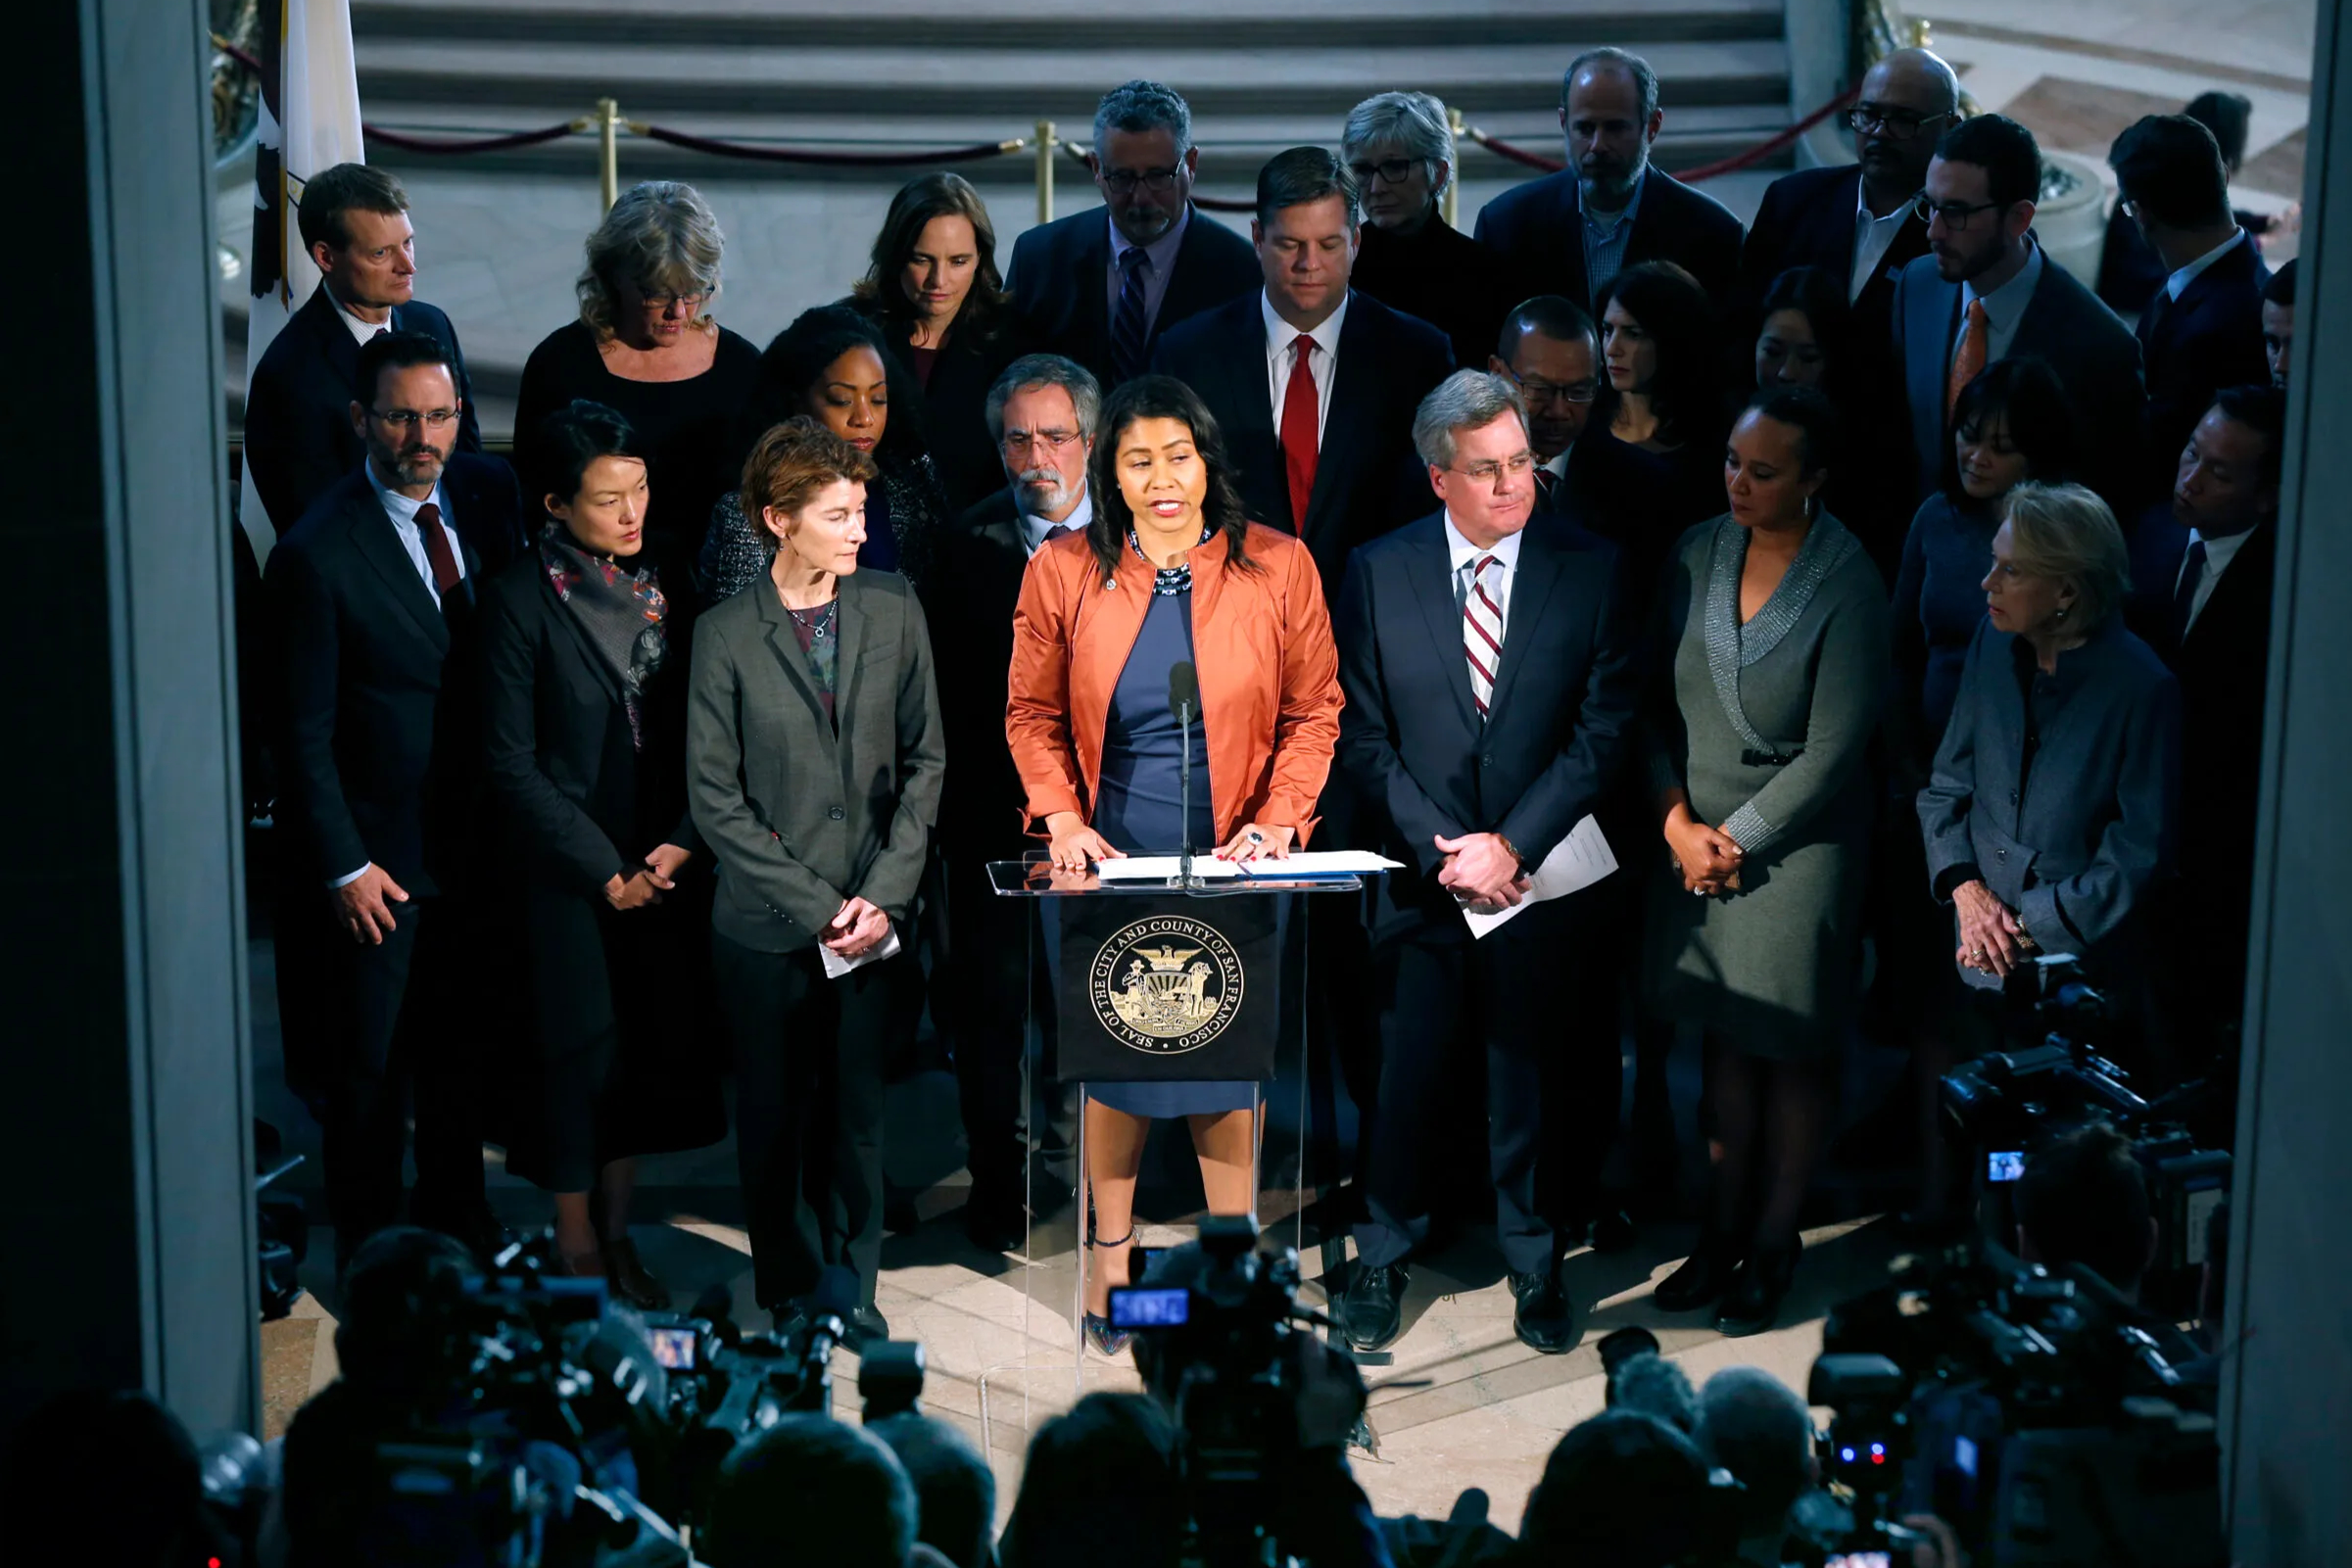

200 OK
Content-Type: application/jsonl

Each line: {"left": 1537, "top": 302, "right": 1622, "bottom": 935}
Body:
{"left": 1805, "top": 1238, "right": 2225, "bottom": 1567}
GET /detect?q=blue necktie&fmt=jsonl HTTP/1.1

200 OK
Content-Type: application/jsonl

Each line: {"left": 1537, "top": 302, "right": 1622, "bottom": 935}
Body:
{"left": 2170, "top": 537, "right": 2208, "bottom": 646}
{"left": 1110, "top": 248, "right": 1152, "bottom": 385}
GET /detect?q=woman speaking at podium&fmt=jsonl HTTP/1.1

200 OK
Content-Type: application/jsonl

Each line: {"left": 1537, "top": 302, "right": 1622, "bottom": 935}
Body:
{"left": 1006, "top": 374, "right": 1342, "bottom": 1353}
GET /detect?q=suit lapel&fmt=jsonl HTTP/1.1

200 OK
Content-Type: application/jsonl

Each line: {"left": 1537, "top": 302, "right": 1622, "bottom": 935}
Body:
{"left": 1157, "top": 207, "right": 1224, "bottom": 343}
{"left": 1218, "top": 300, "right": 1286, "bottom": 530}
{"left": 1552, "top": 178, "right": 1592, "bottom": 308}
{"left": 833, "top": 572, "right": 873, "bottom": 718}
{"left": 1910, "top": 273, "right": 1959, "bottom": 443}
{"left": 754, "top": 584, "right": 838, "bottom": 742}
{"left": 1405, "top": 520, "right": 1478, "bottom": 733}
{"left": 1485, "top": 524, "right": 1565, "bottom": 724}
{"left": 1303, "top": 297, "right": 1375, "bottom": 546}
{"left": 349, "top": 486, "right": 453, "bottom": 652}
{"left": 1074, "top": 217, "right": 1113, "bottom": 364}
{"left": 309, "top": 284, "right": 363, "bottom": 393}
{"left": 2185, "top": 524, "right": 2274, "bottom": 657}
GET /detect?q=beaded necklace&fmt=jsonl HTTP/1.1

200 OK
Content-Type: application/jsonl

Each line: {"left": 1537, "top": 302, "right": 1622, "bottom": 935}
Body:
{"left": 1129, "top": 524, "right": 1214, "bottom": 596}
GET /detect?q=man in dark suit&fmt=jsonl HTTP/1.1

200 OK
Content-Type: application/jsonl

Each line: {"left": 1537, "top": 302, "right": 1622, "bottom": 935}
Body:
{"left": 2261, "top": 259, "right": 2295, "bottom": 390}
{"left": 1004, "top": 81, "right": 1261, "bottom": 389}
{"left": 1491, "top": 295, "right": 1661, "bottom": 582}
{"left": 922, "top": 354, "right": 1098, "bottom": 1251}
{"left": 1473, "top": 48, "right": 1744, "bottom": 316}
{"left": 266, "top": 331, "right": 522, "bottom": 1267}
{"left": 1334, "top": 370, "right": 1639, "bottom": 1354}
{"left": 1738, "top": 48, "right": 1954, "bottom": 344}
{"left": 1891, "top": 115, "right": 2146, "bottom": 515}
{"left": 2127, "top": 387, "right": 2282, "bottom": 1062}
{"left": 1151, "top": 147, "right": 1455, "bottom": 594}
{"left": 245, "top": 164, "right": 483, "bottom": 538}
{"left": 2108, "top": 115, "right": 2273, "bottom": 483}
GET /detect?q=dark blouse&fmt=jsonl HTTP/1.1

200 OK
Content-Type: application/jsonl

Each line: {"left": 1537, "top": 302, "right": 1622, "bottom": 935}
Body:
{"left": 1349, "top": 212, "right": 1505, "bottom": 371}
{"left": 512, "top": 320, "right": 763, "bottom": 559}
{"left": 785, "top": 597, "right": 840, "bottom": 728}
{"left": 1892, "top": 490, "right": 2000, "bottom": 758}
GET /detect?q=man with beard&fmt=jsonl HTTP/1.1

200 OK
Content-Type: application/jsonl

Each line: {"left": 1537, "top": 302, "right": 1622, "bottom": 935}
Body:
{"left": 1474, "top": 48, "right": 1744, "bottom": 318}
{"left": 266, "top": 331, "right": 523, "bottom": 1267}
{"left": 1738, "top": 49, "right": 1955, "bottom": 345}
{"left": 1889, "top": 115, "right": 2146, "bottom": 514}
{"left": 1005, "top": 80, "right": 1260, "bottom": 388}
{"left": 923, "top": 354, "right": 1100, "bottom": 1250}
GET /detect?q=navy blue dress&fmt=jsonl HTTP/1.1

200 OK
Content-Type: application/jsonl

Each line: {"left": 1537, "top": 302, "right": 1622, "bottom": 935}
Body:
{"left": 1086, "top": 590, "right": 1254, "bottom": 1118}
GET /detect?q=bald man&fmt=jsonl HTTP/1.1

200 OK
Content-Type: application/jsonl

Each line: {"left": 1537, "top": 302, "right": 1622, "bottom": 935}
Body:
{"left": 1739, "top": 49, "right": 1958, "bottom": 328}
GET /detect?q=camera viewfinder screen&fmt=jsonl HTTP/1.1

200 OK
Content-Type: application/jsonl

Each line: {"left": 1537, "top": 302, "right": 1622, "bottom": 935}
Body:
{"left": 1987, "top": 1150, "right": 2025, "bottom": 1183}
{"left": 649, "top": 1326, "right": 698, "bottom": 1371}
{"left": 1108, "top": 1287, "right": 1191, "bottom": 1329}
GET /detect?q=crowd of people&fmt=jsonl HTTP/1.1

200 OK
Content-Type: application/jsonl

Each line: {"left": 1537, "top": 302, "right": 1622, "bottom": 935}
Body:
{"left": 238, "top": 42, "right": 2289, "bottom": 1376}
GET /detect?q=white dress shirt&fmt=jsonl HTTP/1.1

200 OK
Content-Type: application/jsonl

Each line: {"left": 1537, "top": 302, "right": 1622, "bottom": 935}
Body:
{"left": 1107, "top": 207, "right": 1190, "bottom": 342}
{"left": 364, "top": 459, "right": 461, "bottom": 607}
{"left": 1264, "top": 290, "right": 1349, "bottom": 449}
{"left": 1018, "top": 486, "right": 1093, "bottom": 556}
{"left": 1954, "top": 240, "right": 2045, "bottom": 369}
{"left": 328, "top": 283, "right": 395, "bottom": 345}
{"left": 2164, "top": 228, "right": 2249, "bottom": 302}
{"left": 1443, "top": 510, "right": 1523, "bottom": 636}
{"left": 1850, "top": 185, "right": 1917, "bottom": 303}
{"left": 2175, "top": 524, "right": 2257, "bottom": 633}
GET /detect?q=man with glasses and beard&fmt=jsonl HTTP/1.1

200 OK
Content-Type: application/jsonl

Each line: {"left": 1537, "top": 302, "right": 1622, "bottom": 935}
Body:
{"left": 923, "top": 354, "right": 1101, "bottom": 1251}
{"left": 1474, "top": 47, "right": 1744, "bottom": 318}
{"left": 1889, "top": 115, "right": 2147, "bottom": 515}
{"left": 1004, "top": 80, "right": 1260, "bottom": 388}
{"left": 266, "top": 330, "right": 523, "bottom": 1270}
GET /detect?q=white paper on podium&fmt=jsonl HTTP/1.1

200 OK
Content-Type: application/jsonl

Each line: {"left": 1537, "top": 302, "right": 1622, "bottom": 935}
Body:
{"left": 1462, "top": 814, "right": 1617, "bottom": 938}
{"left": 1092, "top": 856, "right": 1243, "bottom": 882}
{"left": 820, "top": 927, "right": 903, "bottom": 978}
{"left": 1240, "top": 850, "right": 1405, "bottom": 879}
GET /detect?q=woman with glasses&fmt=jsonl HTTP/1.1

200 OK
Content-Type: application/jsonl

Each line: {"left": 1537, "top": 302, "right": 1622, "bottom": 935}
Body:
{"left": 1596, "top": 261, "right": 1733, "bottom": 532}
{"left": 699, "top": 305, "right": 952, "bottom": 596}
{"left": 515, "top": 182, "right": 763, "bottom": 562}
{"left": 1340, "top": 90, "right": 1511, "bottom": 370}
{"left": 1005, "top": 375, "right": 1341, "bottom": 1354}
{"left": 847, "top": 172, "right": 1027, "bottom": 513}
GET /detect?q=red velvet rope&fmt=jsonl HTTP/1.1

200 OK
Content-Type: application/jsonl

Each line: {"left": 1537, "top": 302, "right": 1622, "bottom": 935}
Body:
{"left": 364, "top": 120, "right": 580, "bottom": 155}
{"left": 636, "top": 123, "right": 1018, "bottom": 166}
{"left": 1468, "top": 86, "right": 1862, "bottom": 184}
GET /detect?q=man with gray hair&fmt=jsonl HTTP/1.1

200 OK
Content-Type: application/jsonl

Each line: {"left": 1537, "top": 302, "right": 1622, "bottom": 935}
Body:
{"left": 922, "top": 352, "right": 1103, "bottom": 1250}
{"left": 1475, "top": 47, "right": 1744, "bottom": 314}
{"left": 1343, "top": 90, "right": 1512, "bottom": 368}
{"left": 1696, "top": 1366, "right": 1822, "bottom": 1563}
{"left": 1004, "top": 80, "right": 1259, "bottom": 387}
{"left": 1331, "top": 368, "right": 1639, "bottom": 1355}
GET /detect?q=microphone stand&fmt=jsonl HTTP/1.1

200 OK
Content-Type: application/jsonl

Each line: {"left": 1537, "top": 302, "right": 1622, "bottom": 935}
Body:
{"left": 1173, "top": 693, "right": 1199, "bottom": 890}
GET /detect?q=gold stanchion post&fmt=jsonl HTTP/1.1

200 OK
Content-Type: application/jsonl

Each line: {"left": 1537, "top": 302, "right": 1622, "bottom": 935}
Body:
{"left": 597, "top": 97, "right": 621, "bottom": 211}
{"left": 1444, "top": 106, "right": 1465, "bottom": 231}
{"left": 1036, "top": 118, "right": 1056, "bottom": 226}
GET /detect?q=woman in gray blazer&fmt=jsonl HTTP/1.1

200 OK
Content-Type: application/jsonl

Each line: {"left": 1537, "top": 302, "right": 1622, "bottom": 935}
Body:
{"left": 1645, "top": 387, "right": 1890, "bottom": 1337}
{"left": 688, "top": 416, "right": 945, "bottom": 1342}
{"left": 1917, "top": 482, "right": 2180, "bottom": 1034}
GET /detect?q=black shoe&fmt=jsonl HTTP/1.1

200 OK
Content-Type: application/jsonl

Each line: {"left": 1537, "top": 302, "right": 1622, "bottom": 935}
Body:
{"left": 1511, "top": 1268, "right": 1581, "bottom": 1354}
{"left": 963, "top": 1184, "right": 1030, "bottom": 1254}
{"left": 1585, "top": 1207, "right": 1638, "bottom": 1255}
{"left": 1715, "top": 1242, "right": 1800, "bottom": 1337}
{"left": 1654, "top": 1235, "right": 1742, "bottom": 1312}
{"left": 1342, "top": 1262, "right": 1407, "bottom": 1354}
{"left": 844, "top": 1304, "right": 890, "bottom": 1352}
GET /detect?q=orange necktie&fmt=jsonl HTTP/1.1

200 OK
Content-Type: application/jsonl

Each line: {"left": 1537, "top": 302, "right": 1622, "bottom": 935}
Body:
{"left": 1946, "top": 298, "right": 1990, "bottom": 417}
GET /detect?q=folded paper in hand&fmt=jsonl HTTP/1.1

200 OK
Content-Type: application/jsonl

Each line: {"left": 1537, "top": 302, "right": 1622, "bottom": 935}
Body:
{"left": 821, "top": 927, "right": 903, "bottom": 978}
{"left": 1463, "top": 815, "right": 1616, "bottom": 938}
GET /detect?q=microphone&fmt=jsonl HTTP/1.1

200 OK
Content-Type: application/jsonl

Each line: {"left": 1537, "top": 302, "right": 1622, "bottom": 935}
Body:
{"left": 1167, "top": 660, "right": 1198, "bottom": 722}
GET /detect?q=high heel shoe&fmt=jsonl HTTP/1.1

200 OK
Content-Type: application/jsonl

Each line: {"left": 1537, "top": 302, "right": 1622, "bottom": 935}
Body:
{"left": 1084, "top": 1224, "right": 1135, "bottom": 1355}
{"left": 1654, "top": 1232, "right": 1743, "bottom": 1312}
{"left": 1715, "top": 1239, "right": 1801, "bottom": 1337}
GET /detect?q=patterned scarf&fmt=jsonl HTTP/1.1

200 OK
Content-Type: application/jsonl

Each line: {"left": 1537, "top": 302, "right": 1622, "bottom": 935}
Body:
{"left": 539, "top": 522, "right": 669, "bottom": 748}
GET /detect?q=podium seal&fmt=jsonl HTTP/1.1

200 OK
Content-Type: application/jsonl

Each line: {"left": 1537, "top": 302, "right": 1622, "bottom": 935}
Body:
{"left": 1086, "top": 914, "right": 1245, "bottom": 1055}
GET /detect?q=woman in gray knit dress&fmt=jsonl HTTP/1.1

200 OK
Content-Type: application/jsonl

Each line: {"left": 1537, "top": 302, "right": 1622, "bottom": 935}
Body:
{"left": 1643, "top": 386, "right": 1890, "bottom": 1336}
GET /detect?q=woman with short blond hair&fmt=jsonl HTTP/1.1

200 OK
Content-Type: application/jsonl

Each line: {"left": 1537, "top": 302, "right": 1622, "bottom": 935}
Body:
{"left": 516, "top": 180, "right": 762, "bottom": 559}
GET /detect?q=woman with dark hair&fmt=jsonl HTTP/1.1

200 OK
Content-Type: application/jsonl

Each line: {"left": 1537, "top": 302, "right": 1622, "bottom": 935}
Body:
{"left": 1597, "top": 260, "right": 1731, "bottom": 529}
{"left": 1645, "top": 385, "right": 1890, "bottom": 1336}
{"left": 479, "top": 400, "right": 723, "bottom": 1304}
{"left": 1752, "top": 265, "right": 1851, "bottom": 396}
{"left": 1005, "top": 374, "right": 1341, "bottom": 1354}
{"left": 698, "top": 305, "right": 951, "bottom": 597}
{"left": 846, "top": 172, "right": 1023, "bottom": 511}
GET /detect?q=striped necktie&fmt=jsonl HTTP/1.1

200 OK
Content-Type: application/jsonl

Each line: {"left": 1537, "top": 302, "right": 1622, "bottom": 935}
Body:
{"left": 1110, "top": 248, "right": 1152, "bottom": 385}
{"left": 1464, "top": 553, "right": 1503, "bottom": 718}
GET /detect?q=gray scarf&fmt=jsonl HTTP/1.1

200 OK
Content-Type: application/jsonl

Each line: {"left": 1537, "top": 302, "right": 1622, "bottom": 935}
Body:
{"left": 1702, "top": 510, "right": 1860, "bottom": 763}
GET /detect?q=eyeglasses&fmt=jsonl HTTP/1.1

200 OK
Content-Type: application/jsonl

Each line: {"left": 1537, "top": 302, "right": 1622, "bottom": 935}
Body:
{"left": 1848, "top": 103, "right": 1952, "bottom": 140}
{"left": 1347, "top": 157, "right": 1421, "bottom": 186}
{"left": 1912, "top": 195, "right": 2006, "bottom": 231}
{"left": 1504, "top": 369, "right": 1599, "bottom": 408}
{"left": 1449, "top": 451, "right": 1537, "bottom": 485}
{"left": 638, "top": 288, "right": 711, "bottom": 310}
{"left": 370, "top": 406, "right": 461, "bottom": 431}
{"left": 1002, "top": 429, "right": 1082, "bottom": 454}
{"left": 1101, "top": 166, "right": 1182, "bottom": 195}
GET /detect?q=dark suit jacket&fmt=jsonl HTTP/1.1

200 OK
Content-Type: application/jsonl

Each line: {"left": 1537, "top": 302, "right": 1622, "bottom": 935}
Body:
{"left": 1738, "top": 164, "right": 1929, "bottom": 338}
{"left": 1004, "top": 204, "right": 1261, "bottom": 387}
{"left": 2139, "top": 233, "right": 2272, "bottom": 477}
{"left": 1890, "top": 250, "right": 2147, "bottom": 515}
{"left": 850, "top": 298, "right": 1027, "bottom": 514}
{"left": 477, "top": 540, "right": 701, "bottom": 902}
{"left": 1334, "top": 510, "right": 1641, "bottom": 940}
{"left": 245, "top": 282, "right": 484, "bottom": 536}
{"left": 1537, "top": 428, "right": 1680, "bottom": 600}
{"left": 1151, "top": 289, "right": 1455, "bottom": 592}
{"left": 1350, "top": 213, "right": 1512, "bottom": 370}
{"left": 686, "top": 568, "right": 945, "bottom": 953}
{"left": 266, "top": 455, "right": 523, "bottom": 896}
{"left": 922, "top": 489, "right": 1035, "bottom": 856}
{"left": 1473, "top": 166, "right": 1743, "bottom": 314}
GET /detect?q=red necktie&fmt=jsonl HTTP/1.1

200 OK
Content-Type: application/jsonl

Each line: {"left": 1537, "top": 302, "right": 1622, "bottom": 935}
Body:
{"left": 415, "top": 501, "right": 461, "bottom": 596}
{"left": 1279, "top": 335, "right": 1320, "bottom": 532}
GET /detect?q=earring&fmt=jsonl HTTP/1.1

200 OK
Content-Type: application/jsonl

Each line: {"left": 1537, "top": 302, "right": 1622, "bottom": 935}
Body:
{"left": 2054, "top": 604, "right": 2070, "bottom": 621}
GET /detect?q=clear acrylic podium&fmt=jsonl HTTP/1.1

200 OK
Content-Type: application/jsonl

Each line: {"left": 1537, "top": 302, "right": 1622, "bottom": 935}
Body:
{"left": 976, "top": 853, "right": 1365, "bottom": 1429}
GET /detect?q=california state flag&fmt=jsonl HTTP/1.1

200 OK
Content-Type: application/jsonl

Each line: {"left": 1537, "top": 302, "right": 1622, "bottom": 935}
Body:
{"left": 246, "top": 0, "right": 362, "bottom": 550}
